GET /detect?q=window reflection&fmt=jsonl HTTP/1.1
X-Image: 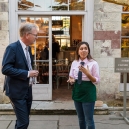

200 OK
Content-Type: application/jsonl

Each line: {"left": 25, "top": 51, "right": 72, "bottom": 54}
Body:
{"left": 69, "top": 0, "right": 85, "bottom": 10}
{"left": 18, "top": 0, "right": 34, "bottom": 10}
{"left": 20, "top": 16, "right": 50, "bottom": 84}
{"left": 36, "top": 38, "right": 49, "bottom": 60}
{"left": 34, "top": 0, "right": 51, "bottom": 11}
{"left": 35, "top": 17, "right": 49, "bottom": 36}
{"left": 52, "top": 0, "right": 68, "bottom": 11}
{"left": 18, "top": 0, "right": 51, "bottom": 11}
{"left": 17, "top": 0, "right": 85, "bottom": 11}
{"left": 122, "top": 14, "right": 129, "bottom": 36}
{"left": 123, "top": 6, "right": 129, "bottom": 12}
{"left": 121, "top": 12, "right": 129, "bottom": 83}
{"left": 20, "top": 16, "right": 49, "bottom": 61}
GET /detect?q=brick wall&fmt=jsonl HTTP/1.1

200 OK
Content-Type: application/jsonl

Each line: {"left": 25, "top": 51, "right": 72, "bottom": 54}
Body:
{"left": 0, "top": 0, "right": 9, "bottom": 103}
{"left": 94, "top": 0, "right": 122, "bottom": 100}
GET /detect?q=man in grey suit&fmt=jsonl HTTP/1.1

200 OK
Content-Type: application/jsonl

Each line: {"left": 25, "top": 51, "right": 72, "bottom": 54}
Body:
{"left": 2, "top": 23, "right": 39, "bottom": 129}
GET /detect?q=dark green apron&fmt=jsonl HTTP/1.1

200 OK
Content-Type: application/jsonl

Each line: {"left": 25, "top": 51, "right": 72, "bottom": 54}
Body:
{"left": 72, "top": 81, "right": 96, "bottom": 102}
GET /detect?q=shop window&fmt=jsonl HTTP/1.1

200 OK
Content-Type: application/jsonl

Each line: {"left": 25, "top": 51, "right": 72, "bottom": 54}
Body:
{"left": 17, "top": 0, "right": 85, "bottom": 11}
{"left": 121, "top": 7, "right": 129, "bottom": 83}
{"left": 123, "top": 6, "right": 129, "bottom": 12}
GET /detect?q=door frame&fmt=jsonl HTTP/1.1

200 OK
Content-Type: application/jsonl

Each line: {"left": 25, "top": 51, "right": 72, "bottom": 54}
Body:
{"left": 9, "top": 0, "right": 94, "bottom": 55}
{"left": 18, "top": 16, "right": 53, "bottom": 100}
{"left": 9, "top": 0, "right": 95, "bottom": 100}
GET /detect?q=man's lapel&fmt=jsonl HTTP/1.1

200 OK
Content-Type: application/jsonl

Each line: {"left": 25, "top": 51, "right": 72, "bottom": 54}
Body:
{"left": 17, "top": 41, "right": 29, "bottom": 68}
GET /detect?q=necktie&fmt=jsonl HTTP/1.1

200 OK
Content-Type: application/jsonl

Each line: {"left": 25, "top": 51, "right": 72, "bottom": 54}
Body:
{"left": 25, "top": 46, "right": 32, "bottom": 70}
{"left": 25, "top": 46, "right": 34, "bottom": 84}
{"left": 78, "top": 62, "right": 85, "bottom": 84}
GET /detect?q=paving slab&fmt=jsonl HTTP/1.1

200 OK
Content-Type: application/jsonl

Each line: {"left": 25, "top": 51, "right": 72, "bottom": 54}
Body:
{"left": 96, "top": 122, "right": 129, "bottom": 129}
{"left": 0, "top": 115, "right": 16, "bottom": 120}
{"left": 0, "top": 121, "right": 12, "bottom": 129}
{"left": 59, "top": 115, "right": 78, "bottom": 126}
{"left": 8, "top": 120, "right": 58, "bottom": 129}
{"left": 0, "top": 115, "right": 129, "bottom": 129}
{"left": 59, "top": 125, "right": 79, "bottom": 129}
{"left": 30, "top": 115, "right": 59, "bottom": 120}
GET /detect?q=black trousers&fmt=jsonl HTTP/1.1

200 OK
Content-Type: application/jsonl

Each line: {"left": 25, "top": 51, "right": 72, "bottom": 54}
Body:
{"left": 9, "top": 86, "right": 32, "bottom": 129}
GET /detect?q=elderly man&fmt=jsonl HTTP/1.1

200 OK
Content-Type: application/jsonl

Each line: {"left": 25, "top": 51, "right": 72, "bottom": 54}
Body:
{"left": 2, "top": 23, "right": 39, "bottom": 129}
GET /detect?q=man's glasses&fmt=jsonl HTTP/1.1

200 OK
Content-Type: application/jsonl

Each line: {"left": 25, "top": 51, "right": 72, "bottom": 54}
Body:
{"left": 29, "top": 33, "right": 38, "bottom": 37}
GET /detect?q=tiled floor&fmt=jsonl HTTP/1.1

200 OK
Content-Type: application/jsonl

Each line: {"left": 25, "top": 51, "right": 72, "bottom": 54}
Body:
{"left": 52, "top": 78, "right": 73, "bottom": 101}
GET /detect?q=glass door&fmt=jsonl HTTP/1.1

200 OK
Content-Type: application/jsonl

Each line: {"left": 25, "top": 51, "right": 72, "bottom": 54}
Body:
{"left": 19, "top": 16, "right": 52, "bottom": 100}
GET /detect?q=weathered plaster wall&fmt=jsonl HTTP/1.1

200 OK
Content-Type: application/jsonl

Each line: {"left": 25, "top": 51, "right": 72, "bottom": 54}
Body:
{"left": 94, "top": 0, "right": 122, "bottom": 100}
{"left": 0, "top": 0, "right": 123, "bottom": 103}
{"left": 0, "top": 0, "right": 9, "bottom": 103}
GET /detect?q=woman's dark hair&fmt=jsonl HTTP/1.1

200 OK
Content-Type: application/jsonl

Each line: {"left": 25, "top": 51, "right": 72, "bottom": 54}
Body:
{"left": 75, "top": 42, "right": 93, "bottom": 60}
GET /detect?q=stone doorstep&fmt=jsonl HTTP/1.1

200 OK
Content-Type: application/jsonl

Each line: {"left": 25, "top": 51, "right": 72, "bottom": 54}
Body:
{"left": 0, "top": 109, "right": 109, "bottom": 115}
{"left": 0, "top": 101, "right": 109, "bottom": 115}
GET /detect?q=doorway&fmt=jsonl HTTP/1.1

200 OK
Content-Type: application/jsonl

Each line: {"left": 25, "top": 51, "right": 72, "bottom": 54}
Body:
{"left": 52, "top": 15, "right": 83, "bottom": 101}
{"left": 19, "top": 15, "right": 83, "bottom": 100}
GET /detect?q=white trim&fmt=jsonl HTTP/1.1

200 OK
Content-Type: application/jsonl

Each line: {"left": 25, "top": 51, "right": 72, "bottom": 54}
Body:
{"left": 85, "top": 0, "right": 94, "bottom": 55}
{"left": 119, "top": 84, "right": 129, "bottom": 91}
{"left": 49, "top": 17, "right": 52, "bottom": 100}
{"left": 9, "top": 0, "right": 17, "bottom": 43}
{"left": 16, "top": 11, "right": 87, "bottom": 15}
{"left": 9, "top": 0, "right": 94, "bottom": 100}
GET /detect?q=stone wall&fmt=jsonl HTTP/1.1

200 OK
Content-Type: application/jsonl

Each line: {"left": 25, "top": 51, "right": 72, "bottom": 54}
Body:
{"left": 0, "top": 0, "right": 123, "bottom": 103}
{"left": 0, "top": 0, "right": 9, "bottom": 103}
{"left": 94, "top": 0, "right": 122, "bottom": 100}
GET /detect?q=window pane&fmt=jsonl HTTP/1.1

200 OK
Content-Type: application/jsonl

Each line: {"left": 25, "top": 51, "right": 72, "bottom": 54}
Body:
{"left": 18, "top": 0, "right": 34, "bottom": 10}
{"left": 121, "top": 14, "right": 129, "bottom": 36}
{"left": 121, "top": 30, "right": 129, "bottom": 83}
{"left": 36, "top": 38, "right": 49, "bottom": 60}
{"left": 21, "top": 17, "right": 35, "bottom": 23}
{"left": 69, "top": 0, "right": 85, "bottom": 10}
{"left": 18, "top": 0, "right": 51, "bottom": 11}
{"left": 52, "top": 0, "right": 68, "bottom": 11}
{"left": 123, "top": 6, "right": 129, "bottom": 12}
{"left": 34, "top": 0, "right": 51, "bottom": 11}
{"left": 36, "top": 61, "right": 49, "bottom": 84}
{"left": 35, "top": 17, "right": 49, "bottom": 36}
{"left": 18, "top": 0, "right": 86, "bottom": 11}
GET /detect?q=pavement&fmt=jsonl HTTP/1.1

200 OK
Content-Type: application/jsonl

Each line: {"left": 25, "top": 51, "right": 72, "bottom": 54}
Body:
{"left": 0, "top": 100, "right": 129, "bottom": 128}
{"left": 0, "top": 114, "right": 129, "bottom": 129}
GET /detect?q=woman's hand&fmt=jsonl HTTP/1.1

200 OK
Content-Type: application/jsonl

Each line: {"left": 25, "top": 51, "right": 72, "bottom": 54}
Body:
{"left": 67, "top": 76, "right": 75, "bottom": 85}
{"left": 78, "top": 65, "right": 90, "bottom": 75}
{"left": 79, "top": 65, "right": 96, "bottom": 82}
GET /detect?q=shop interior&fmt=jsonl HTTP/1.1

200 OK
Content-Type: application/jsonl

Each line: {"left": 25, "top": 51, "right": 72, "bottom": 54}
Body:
{"left": 121, "top": 13, "right": 129, "bottom": 83}
{"left": 24, "top": 15, "right": 82, "bottom": 100}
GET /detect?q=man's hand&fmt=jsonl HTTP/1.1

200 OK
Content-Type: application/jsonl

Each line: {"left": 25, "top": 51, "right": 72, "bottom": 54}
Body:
{"left": 29, "top": 70, "right": 39, "bottom": 77}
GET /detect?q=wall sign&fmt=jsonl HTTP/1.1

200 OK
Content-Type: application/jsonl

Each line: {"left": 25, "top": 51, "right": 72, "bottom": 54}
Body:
{"left": 115, "top": 58, "right": 129, "bottom": 73}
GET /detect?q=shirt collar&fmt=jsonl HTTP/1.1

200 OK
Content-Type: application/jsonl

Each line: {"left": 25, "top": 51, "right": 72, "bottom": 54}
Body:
{"left": 79, "top": 58, "right": 88, "bottom": 64}
{"left": 19, "top": 39, "right": 27, "bottom": 50}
